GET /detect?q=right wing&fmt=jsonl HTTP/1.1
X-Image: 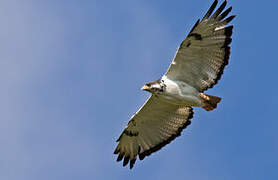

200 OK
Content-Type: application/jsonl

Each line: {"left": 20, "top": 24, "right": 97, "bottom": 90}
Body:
{"left": 166, "top": 0, "right": 235, "bottom": 92}
{"left": 114, "top": 95, "right": 193, "bottom": 169}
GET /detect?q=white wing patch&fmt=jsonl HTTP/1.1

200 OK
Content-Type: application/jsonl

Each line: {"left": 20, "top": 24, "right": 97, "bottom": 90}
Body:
{"left": 215, "top": 25, "right": 225, "bottom": 31}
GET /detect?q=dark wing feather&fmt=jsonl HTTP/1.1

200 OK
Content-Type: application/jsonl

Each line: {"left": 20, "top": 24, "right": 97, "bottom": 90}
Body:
{"left": 114, "top": 95, "right": 193, "bottom": 169}
{"left": 165, "top": 0, "right": 235, "bottom": 92}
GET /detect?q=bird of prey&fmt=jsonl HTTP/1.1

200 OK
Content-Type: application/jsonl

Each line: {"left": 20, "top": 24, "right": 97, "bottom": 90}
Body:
{"left": 114, "top": 0, "right": 235, "bottom": 169}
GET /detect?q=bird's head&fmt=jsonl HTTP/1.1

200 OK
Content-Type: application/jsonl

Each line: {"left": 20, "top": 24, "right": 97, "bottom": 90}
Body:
{"left": 141, "top": 79, "right": 165, "bottom": 94}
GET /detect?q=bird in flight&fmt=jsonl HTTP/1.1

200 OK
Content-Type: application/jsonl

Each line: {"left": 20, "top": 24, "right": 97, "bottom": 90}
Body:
{"left": 114, "top": 0, "right": 235, "bottom": 169}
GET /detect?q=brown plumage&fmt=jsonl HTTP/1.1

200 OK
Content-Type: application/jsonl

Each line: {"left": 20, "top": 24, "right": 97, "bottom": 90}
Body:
{"left": 114, "top": 0, "right": 235, "bottom": 169}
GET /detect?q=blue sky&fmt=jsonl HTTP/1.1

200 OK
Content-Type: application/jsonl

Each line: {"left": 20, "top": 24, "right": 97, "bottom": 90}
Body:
{"left": 1, "top": 0, "right": 278, "bottom": 179}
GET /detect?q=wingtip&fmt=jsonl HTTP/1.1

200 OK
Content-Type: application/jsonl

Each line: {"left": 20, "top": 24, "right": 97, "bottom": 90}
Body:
{"left": 212, "top": 0, "right": 227, "bottom": 18}
{"left": 129, "top": 159, "right": 136, "bottom": 169}
{"left": 123, "top": 156, "right": 130, "bottom": 167}
{"left": 114, "top": 147, "right": 119, "bottom": 154}
{"left": 138, "top": 153, "right": 146, "bottom": 160}
{"left": 224, "top": 15, "right": 236, "bottom": 24}
{"left": 202, "top": 0, "right": 218, "bottom": 20}
{"left": 116, "top": 153, "right": 124, "bottom": 162}
{"left": 218, "top": 6, "right": 232, "bottom": 20}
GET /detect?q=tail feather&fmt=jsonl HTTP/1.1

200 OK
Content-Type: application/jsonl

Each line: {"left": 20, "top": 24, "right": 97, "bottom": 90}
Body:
{"left": 201, "top": 93, "right": 222, "bottom": 111}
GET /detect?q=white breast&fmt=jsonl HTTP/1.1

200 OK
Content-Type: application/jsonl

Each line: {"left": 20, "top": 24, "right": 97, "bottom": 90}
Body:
{"left": 161, "top": 76, "right": 180, "bottom": 95}
{"left": 161, "top": 75, "right": 202, "bottom": 106}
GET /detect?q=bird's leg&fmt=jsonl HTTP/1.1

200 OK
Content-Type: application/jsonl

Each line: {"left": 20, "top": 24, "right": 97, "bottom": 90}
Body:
{"left": 200, "top": 93, "right": 210, "bottom": 101}
{"left": 200, "top": 93, "right": 221, "bottom": 111}
{"left": 200, "top": 93, "right": 214, "bottom": 111}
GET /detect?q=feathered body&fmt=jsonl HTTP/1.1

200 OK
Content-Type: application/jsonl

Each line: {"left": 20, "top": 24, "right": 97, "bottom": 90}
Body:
{"left": 157, "top": 76, "right": 203, "bottom": 107}
{"left": 114, "top": 0, "right": 235, "bottom": 169}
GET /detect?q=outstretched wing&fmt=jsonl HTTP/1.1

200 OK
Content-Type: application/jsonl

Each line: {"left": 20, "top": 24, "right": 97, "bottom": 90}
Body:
{"left": 166, "top": 0, "right": 235, "bottom": 92}
{"left": 114, "top": 95, "right": 193, "bottom": 169}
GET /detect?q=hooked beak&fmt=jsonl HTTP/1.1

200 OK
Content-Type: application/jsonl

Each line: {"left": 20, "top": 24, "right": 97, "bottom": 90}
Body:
{"left": 141, "top": 85, "right": 149, "bottom": 91}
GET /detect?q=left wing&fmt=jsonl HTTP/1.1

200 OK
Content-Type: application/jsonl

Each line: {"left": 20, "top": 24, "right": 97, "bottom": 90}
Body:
{"left": 114, "top": 95, "right": 193, "bottom": 169}
{"left": 166, "top": 0, "right": 235, "bottom": 92}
